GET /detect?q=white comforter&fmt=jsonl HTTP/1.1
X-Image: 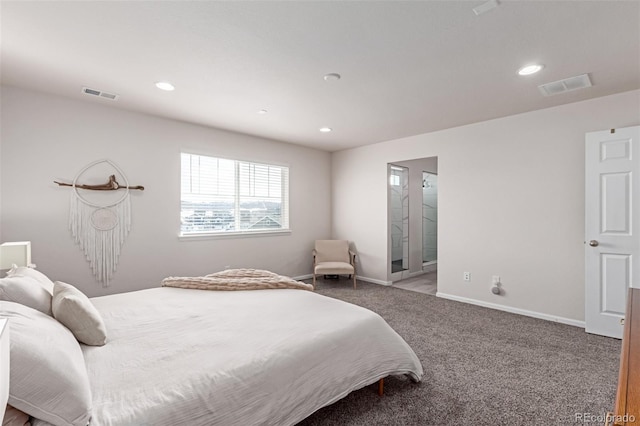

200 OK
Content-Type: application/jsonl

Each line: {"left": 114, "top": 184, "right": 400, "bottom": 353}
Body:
{"left": 76, "top": 287, "right": 422, "bottom": 426}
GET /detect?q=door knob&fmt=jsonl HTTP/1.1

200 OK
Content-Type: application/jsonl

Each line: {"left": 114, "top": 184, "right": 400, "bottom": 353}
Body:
{"left": 589, "top": 240, "right": 599, "bottom": 247}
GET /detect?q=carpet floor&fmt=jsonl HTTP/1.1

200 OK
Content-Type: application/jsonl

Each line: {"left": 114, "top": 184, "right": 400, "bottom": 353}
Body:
{"left": 298, "top": 278, "right": 621, "bottom": 426}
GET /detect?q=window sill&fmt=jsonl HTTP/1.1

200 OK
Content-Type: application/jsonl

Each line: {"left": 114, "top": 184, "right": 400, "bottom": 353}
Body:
{"left": 178, "top": 229, "right": 292, "bottom": 241}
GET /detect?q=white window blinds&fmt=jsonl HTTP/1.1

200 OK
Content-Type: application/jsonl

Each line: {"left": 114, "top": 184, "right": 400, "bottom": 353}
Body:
{"left": 181, "top": 153, "right": 289, "bottom": 235}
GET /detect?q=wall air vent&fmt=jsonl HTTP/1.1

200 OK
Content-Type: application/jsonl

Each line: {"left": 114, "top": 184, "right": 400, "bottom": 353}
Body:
{"left": 538, "top": 74, "right": 592, "bottom": 97}
{"left": 473, "top": 0, "right": 499, "bottom": 16}
{"left": 82, "top": 87, "right": 119, "bottom": 101}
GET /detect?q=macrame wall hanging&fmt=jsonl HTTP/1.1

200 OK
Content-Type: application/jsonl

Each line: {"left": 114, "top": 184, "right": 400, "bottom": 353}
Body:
{"left": 54, "top": 160, "right": 144, "bottom": 286}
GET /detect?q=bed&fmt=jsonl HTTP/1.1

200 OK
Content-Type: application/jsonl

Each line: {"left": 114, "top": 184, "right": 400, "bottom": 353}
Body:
{"left": 1, "top": 268, "right": 423, "bottom": 426}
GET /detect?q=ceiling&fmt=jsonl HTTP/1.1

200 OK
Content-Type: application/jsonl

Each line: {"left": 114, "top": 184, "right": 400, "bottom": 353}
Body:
{"left": 1, "top": 1, "right": 639, "bottom": 152}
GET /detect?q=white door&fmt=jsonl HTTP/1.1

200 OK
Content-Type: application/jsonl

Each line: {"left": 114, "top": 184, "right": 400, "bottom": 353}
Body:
{"left": 585, "top": 126, "right": 640, "bottom": 338}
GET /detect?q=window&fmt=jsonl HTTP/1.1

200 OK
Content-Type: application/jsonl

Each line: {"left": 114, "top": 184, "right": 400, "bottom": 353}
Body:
{"left": 180, "top": 153, "right": 289, "bottom": 236}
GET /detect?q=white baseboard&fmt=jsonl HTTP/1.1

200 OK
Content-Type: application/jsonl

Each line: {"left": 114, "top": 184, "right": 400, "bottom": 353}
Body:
{"left": 435, "top": 292, "right": 586, "bottom": 328}
{"left": 295, "top": 273, "right": 393, "bottom": 287}
{"left": 408, "top": 270, "right": 427, "bottom": 278}
{"left": 422, "top": 263, "right": 437, "bottom": 273}
{"left": 356, "top": 275, "right": 393, "bottom": 286}
{"left": 293, "top": 274, "right": 313, "bottom": 280}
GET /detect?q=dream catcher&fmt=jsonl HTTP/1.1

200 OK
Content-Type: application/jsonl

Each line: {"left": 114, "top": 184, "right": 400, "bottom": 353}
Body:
{"left": 55, "top": 159, "right": 144, "bottom": 286}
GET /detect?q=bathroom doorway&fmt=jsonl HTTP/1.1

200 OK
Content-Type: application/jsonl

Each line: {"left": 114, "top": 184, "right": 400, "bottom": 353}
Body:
{"left": 388, "top": 157, "right": 438, "bottom": 294}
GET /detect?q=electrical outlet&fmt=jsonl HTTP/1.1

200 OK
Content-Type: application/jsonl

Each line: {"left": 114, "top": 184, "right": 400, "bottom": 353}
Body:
{"left": 463, "top": 272, "right": 471, "bottom": 281}
{"left": 491, "top": 275, "right": 502, "bottom": 295}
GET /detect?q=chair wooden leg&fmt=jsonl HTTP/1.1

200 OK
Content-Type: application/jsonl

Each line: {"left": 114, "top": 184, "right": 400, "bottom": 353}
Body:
{"left": 353, "top": 274, "right": 357, "bottom": 289}
{"left": 378, "top": 378, "right": 384, "bottom": 396}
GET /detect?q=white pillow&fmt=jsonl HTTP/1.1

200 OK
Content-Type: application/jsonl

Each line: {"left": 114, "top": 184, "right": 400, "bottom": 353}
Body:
{"left": 52, "top": 281, "right": 107, "bottom": 346}
{"left": 5, "top": 267, "right": 54, "bottom": 294}
{"left": 0, "top": 301, "right": 92, "bottom": 426}
{"left": 0, "top": 276, "right": 52, "bottom": 315}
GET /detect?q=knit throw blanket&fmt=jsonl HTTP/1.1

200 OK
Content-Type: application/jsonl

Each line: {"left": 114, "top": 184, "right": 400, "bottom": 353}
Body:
{"left": 162, "top": 268, "right": 314, "bottom": 292}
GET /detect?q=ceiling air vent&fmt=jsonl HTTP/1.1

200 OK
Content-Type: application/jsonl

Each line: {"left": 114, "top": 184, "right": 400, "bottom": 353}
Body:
{"left": 82, "top": 87, "right": 119, "bottom": 101}
{"left": 538, "top": 74, "right": 592, "bottom": 97}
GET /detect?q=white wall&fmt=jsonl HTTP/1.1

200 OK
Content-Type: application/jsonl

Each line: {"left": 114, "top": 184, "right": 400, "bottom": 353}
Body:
{"left": 0, "top": 86, "right": 331, "bottom": 297}
{"left": 332, "top": 90, "right": 640, "bottom": 323}
{"left": 0, "top": 92, "right": 3, "bottom": 243}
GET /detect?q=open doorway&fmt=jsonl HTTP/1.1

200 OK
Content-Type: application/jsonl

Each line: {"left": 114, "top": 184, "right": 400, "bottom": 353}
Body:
{"left": 388, "top": 157, "right": 438, "bottom": 295}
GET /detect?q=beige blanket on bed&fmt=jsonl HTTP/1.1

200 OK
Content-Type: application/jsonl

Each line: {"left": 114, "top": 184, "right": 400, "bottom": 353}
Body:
{"left": 161, "top": 269, "right": 313, "bottom": 291}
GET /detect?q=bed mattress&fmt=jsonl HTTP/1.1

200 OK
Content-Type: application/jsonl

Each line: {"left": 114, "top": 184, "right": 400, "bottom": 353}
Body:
{"left": 40, "top": 287, "right": 423, "bottom": 425}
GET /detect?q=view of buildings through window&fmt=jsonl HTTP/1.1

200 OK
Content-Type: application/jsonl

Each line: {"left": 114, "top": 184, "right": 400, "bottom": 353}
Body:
{"left": 181, "top": 153, "right": 289, "bottom": 234}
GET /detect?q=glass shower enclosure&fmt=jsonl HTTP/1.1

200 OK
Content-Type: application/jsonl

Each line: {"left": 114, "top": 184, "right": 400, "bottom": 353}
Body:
{"left": 389, "top": 165, "right": 409, "bottom": 275}
{"left": 422, "top": 172, "right": 438, "bottom": 265}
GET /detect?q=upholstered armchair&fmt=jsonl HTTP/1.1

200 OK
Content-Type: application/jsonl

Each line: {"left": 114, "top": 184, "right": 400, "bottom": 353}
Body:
{"left": 312, "top": 240, "right": 357, "bottom": 289}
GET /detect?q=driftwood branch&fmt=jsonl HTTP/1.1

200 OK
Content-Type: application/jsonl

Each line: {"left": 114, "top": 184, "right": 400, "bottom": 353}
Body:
{"left": 54, "top": 175, "right": 144, "bottom": 191}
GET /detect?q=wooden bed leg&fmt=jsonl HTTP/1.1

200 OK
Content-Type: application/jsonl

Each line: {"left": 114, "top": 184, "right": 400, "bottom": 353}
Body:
{"left": 378, "top": 378, "right": 384, "bottom": 396}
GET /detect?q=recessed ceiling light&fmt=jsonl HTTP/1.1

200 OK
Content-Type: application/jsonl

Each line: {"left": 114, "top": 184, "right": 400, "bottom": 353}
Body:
{"left": 155, "top": 81, "right": 175, "bottom": 91}
{"left": 518, "top": 64, "right": 544, "bottom": 76}
{"left": 319, "top": 127, "right": 332, "bottom": 133}
{"left": 257, "top": 109, "right": 268, "bottom": 115}
{"left": 323, "top": 73, "right": 341, "bottom": 81}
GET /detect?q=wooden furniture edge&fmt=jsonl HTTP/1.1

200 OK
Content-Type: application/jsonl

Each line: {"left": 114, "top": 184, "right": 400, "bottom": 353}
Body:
{"left": 613, "top": 288, "right": 639, "bottom": 425}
